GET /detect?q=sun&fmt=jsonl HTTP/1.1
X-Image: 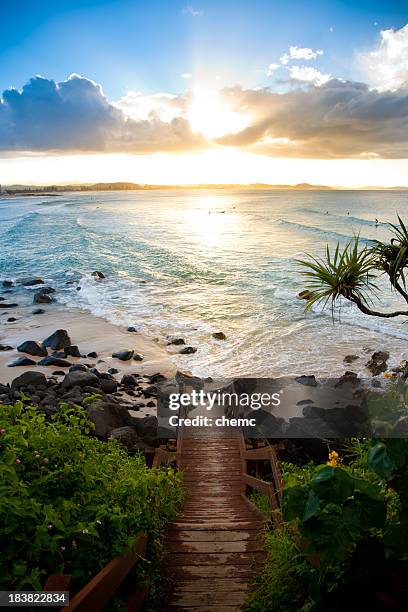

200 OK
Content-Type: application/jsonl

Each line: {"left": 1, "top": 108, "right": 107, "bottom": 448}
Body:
{"left": 187, "top": 88, "right": 248, "bottom": 140}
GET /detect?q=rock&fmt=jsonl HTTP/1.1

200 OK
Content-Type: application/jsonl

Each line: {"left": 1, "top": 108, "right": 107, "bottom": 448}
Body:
{"left": 99, "top": 378, "right": 118, "bottom": 394}
{"left": 108, "top": 426, "right": 148, "bottom": 451}
{"left": 32, "top": 308, "right": 45, "bottom": 315}
{"left": 298, "top": 289, "right": 315, "bottom": 300}
{"left": 52, "top": 371, "right": 65, "bottom": 376}
{"left": 17, "top": 340, "right": 47, "bottom": 357}
{"left": 112, "top": 349, "right": 134, "bottom": 361}
{"left": 132, "top": 415, "right": 158, "bottom": 445}
{"left": 43, "top": 329, "right": 72, "bottom": 350}
{"left": 87, "top": 351, "right": 98, "bottom": 358}
{"left": 366, "top": 351, "right": 389, "bottom": 376}
{"left": 146, "top": 400, "right": 155, "bottom": 407}
{"left": 108, "top": 367, "right": 119, "bottom": 375}
{"left": 212, "top": 332, "right": 227, "bottom": 340}
{"left": 69, "top": 364, "right": 89, "bottom": 373}
{"left": 167, "top": 338, "right": 185, "bottom": 346}
{"left": 8, "top": 356, "right": 36, "bottom": 367}
{"left": 20, "top": 278, "right": 44, "bottom": 286}
{"left": 7, "top": 317, "right": 17, "bottom": 322}
{"left": 133, "top": 353, "right": 143, "bottom": 361}
{"left": 296, "top": 399, "right": 314, "bottom": 406}
{"left": 149, "top": 373, "right": 166, "bottom": 383}
{"left": 0, "top": 303, "right": 18, "bottom": 308}
{"left": 33, "top": 292, "right": 52, "bottom": 304}
{"left": 91, "top": 271, "right": 105, "bottom": 279}
{"left": 344, "top": 354, "right": 359, "bottom": 364}
{"left": 295, "top": 375, "right": 318, "bottom": 387}
{"left": 11, "top": 371, "right": 47, "bottom": 390}
{"left": 179, "top": 346, "right": 197, "bottom": 355}
{"left": 62, "top": 370, "right": 99, "bottom": 389}
{"left": 37, "top": 286, "right": 55, "bottom": 295}
{"left": 38, "top": 356, "right": 71, "bottom": 367}
{"left": 334, "top": 371, "right": 359, "bottom": 387}
{"left": 2, "top": 280, "right": 13, "bottom": 287}
{"left": 0, "top": 297, "right": 4, "bottom": 301}
{"left": 64, "top": 345, "right": 81, "bottom": 358}
{"left": 0, "top": 344, "right": 13, "bottom": 351}
{"left": 121, "top": 374, "right": 138, "bottom": 387}
{"left": 127, "top": 326, "right": 137, "bottom": 332}
{"left": 86, "top": 400, "right": 133, "bottom": 437}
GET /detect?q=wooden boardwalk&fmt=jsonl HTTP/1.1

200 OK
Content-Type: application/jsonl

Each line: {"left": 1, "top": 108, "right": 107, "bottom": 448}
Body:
{"left": 161, "top": 432, "right": 267, "bottom": 612}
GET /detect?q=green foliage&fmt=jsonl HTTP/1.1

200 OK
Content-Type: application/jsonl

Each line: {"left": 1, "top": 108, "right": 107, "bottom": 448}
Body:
{"left": 297, "top": 237, "right": 377, "bottom": 314}
{"left": 243, "top": 526, "right": 309, "bottom": 612}
{"left": 372, "top": 215, "right": 408, "bottom": 287}
{"left": 0, "top": 401, "right": 183, "bottom": 591}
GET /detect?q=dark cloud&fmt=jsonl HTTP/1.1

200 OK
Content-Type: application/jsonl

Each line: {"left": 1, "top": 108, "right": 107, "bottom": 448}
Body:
{"left": 0, "top": 74, "right": 205, "bottom": 153}
{"left": 218, "top": 80, "right": 408, "bottom": 158}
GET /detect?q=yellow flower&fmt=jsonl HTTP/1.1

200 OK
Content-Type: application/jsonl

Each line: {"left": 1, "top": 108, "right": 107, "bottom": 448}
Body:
{"left": 327, "top": 450, "right": 339, "bottom": 467}
{"left": 384, "top": 372, "right": 395, "bottom": 379}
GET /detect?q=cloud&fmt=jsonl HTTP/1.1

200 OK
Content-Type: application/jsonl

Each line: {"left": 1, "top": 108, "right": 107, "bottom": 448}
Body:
{"left": 280, "top": 46, "right": 323, "bottom": 65}
{"left": 267, "top": 63, "right": 280, "bottom": 76}
{"left": 0, "top": 75, "right": 205, "bottom": 154}
{"left": 289, "top": 65, "right": 331, "bottom": 85}
{"left": 217, "top": 79, "right": 408, "bottom": 159}
{"left": 182, "top": 5, "right": 203, "bottom": 17}
{"left": 360, "top": 23, "right": 408, "bottom": 91}
{"left": 181, "top": 73, "right": 192, "bottom": 79}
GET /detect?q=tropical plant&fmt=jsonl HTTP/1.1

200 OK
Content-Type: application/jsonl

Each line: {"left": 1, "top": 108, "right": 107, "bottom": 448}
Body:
{"left": 297, "top": 215, "right": 408, "bottom": 318}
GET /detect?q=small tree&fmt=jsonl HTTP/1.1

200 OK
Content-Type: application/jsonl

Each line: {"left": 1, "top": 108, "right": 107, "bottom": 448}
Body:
{"left": 297, "top": 216, "right": 408, "bottom": 319}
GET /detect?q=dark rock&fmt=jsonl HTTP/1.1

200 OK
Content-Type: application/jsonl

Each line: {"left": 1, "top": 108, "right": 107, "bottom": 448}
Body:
{"left": 295, "top": 375, "right": 317, "bottom": 387}
{"left": 302, "top": 405, "right": 326, "bottom": 418}
{"left": 64, "top": 345, "right": 81, "bottom": 358}
{"left": 133, "top": 353, "right": 143, "bottom": 361}
{"left": 121, "top": 374, "right": 138, "bottom": 387}
{"left": 334, "top": 371, "right": 359, "bottom": 387}
{"left": 17, "top": 340, "right": 47, "bottom": 357}
{"left": 38, "top": 356, "right": 71, "bottom": 367}
{"left": 91, "top": 271, "right": 105, "bottom": 279}
{"left": 132, "top": 415, "right": 158, "bottom": 445}
{"left": 127, "top": 326, "right": 137, "bottom": 332}
{"left": 52, "top": 371, "right": 65, "bottom": 376}
{"left": 76, "top": 287, "right": 81, "bottom": 291}
{"left": 112, "top": 349, "right": 134, "bottom": 361}
{"left": 0, "top": 303, "right": 18, "bottom": 308}
{"left": 108, "top": 426, "right": 148, "bottom": 451}
{"left": 0, "top": 344, "right": 13, "bottom": 351}
{"left": 32, "top": 308, "right": 45, "bottom": 315}
{"left": 69, "top": 364, "right": 89, "bottom": 373}
{"left": 43, "top": 329, "right": 72, "bottom": 350}
{"left": 149, "top": 373, "right": 166, "bottom": 383}
{"left": 146, "top": 400, "right": 155, "bottom": 407}
{"left": 87, "top": 351, "right": 98, "bottom": 358}
{"left": 212, "top": 332, "right": 227, "bottom": 340}
{"left": 298, "top": 289, "right": 315, "bottom": 300}
{"left": 167, "top": 338, "right": 185, "bottom": 346}
{"left": 179, "top": 346, "right": 197, "bottom": 355}
{"left": 108, "top": 368, "right": 119, "bottom": 374}
{"left": 11, "top": 371, "right": 47, "bottom": 390}
{"left": 0, "top": 297, "right": 4, "bottom": 301}
{"left": 86, "top": 400, "right": 133, "bottom": 437}
{"left": 8, "top": 356, "right": 36, "bottom": 367}
{"left": 99, "top": 379, "right": 118, "bottom": 394}
{"left": 344, "top": 354, "right": 359, "bottom": 364}
{"left": 296, "top": 399, "right": 314, "bottom": 406}
{"left": 7, "top": 317, "right": 17, "bottom": 322}
{"left": 366, "top": 351, "right": 389, "bottom": 376}
{"left": 2, "top": 280, "right": 13, "bottom": 287}
{"left": 37, "top": 286, "right": 55, "bottom": 295}
{"left": 20, "top": 278, "right": 44, "bottom": 286}
{"left": 33, "top": 292, "right": 52, "bottom": 304}
{"left": 62, "top": 370, "right": 99, "bottom": 389}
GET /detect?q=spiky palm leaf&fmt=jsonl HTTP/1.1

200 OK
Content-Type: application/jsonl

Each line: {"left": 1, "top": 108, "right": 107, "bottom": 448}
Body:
{"left": 371, "top": 215, "right": 408, "bottom": 289}
{"left": 296, "top": 237, "right": 378, "bottom": 314}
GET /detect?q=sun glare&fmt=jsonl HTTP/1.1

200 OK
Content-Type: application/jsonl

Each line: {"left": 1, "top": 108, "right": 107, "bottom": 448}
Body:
{"left": 187, "top": 88, "right": 248, "bottom": 139}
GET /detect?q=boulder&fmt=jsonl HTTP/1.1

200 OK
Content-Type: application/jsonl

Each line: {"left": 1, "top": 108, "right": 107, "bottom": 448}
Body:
{"left": 132, "top": 415, "right": 158, "bottom": 445}
{"left": 344, "top": 354, "right": 359, "bottom": 364}
{"left": 86, "top": 400, "right": 133, "bottom": 437}
{"left": 62, "top": 370, "right": 99, "bottom": 389}
{"left": 33, "top": 292, "right": 52, "bottom": 304}
{"left": 212, "top": 332, "right": 227, "bottom": 340}
{"left": 133, "top": 353, "right": 143, "bottom": 361}
{"left": 37, "top": 286, "right": 55, "bottom": 295}
{"left": 38, "top": 356, "right": 71, "bottom": 367}
{"left": 99, "top": 378, "right": 118, "bottom": 394}
{"left": 20, "top": 278, "right": 44, "bottom": 286}
{"left": 108, "top": 426, "right": 148, "bottom": 452}
{"left": 2, "top": 280, "right": 13, "bottom": 288}
{"left": 32, "top": 308, "right": 45, "bottom": 315}
{"left": 69, "top": 364, "right": 88, "bottom": 373}
{"left": 11, "top": 371, "right": 47, "bottom": 390}
{"left": 121, "top": 374, "right": 138, "bottom": 387}
{"left": 366, "top": 351, "right": 389, "bottom": 376}
{"left": 87, "top": 351, "right": 98, "bottom": 358}
{"left": 108, "top": 367, "right": 119, "bottom": 375}
{"left": 112, "top": 349, "right": 134, "bottom": 361}
{"left": 64, "top": 345, "right": 81, "bottom": 358}
{"left": 91, "top": 271, "right": 105, "bottom": 279}
{"left": 127, "top": 326, "right": 137, "bottom": 332}
{"left": 167, "top": 338, "right": 185, "bottom": 346}
{"left": 298, "top": 289, "right": 315, "bottom": 300}
{"left": 7, "top": 317, "right": 17, "bottom": 322}
{"left": 17, "top": 340, "right": 47, "bottom": 357}
{"left": 8, "top": 356, "right": 36, "bottom": 367}
{"left": 295, "top": 375, "right": 318, "bottom": 387}
{"left": 0, "top": 303, "right": 18, "bottom": 308}
{"left": 43, "top": 329, "right": 72, "bottom": 350}
{"left": 0, "top": 344, "right": 13, "bottom": 351}
{"left": 179, "top": 346, "right": 197, "bottom": 355}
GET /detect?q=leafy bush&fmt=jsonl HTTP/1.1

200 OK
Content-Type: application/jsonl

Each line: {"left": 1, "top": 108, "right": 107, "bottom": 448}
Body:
{"left": 0, "top": 400, "right": 183, "bottom": 591}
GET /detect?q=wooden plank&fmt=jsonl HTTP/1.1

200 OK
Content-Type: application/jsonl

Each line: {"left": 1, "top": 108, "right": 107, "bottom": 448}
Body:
{"left": 169, "top": 590, "right": 247, "bottom": 606}
{"left": 65, "top": 533, "right": 147, "bottom": 611}
{"left": 165, "top": 540, "right": 263, "bottom": 554}
{"left": 44, "top": 574, "right": 71, "bottom": 592}
{"left": 162, "top": 565, "right": 254, "bottom": 579}
{"left": 170, "top": 579, "right": 248, "bottom": 592}
{"left": 165, "top": 530, "right": 260, "bottom": 542}
{"left": 163, "top": 552, "right": 265, "bottom": 566}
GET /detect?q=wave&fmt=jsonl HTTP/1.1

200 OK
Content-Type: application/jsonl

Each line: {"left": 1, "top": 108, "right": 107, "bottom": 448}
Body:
{"left": 276, "top": 219, "right": 373, "bottom": 243}
{"left": 296, "top": 207, "right": 388, "bottom": 227}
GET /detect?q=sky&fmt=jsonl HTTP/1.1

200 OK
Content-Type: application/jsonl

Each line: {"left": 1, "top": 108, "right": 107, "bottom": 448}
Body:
{"left": 1, "top": 0, "right": 408, "bottom": 186}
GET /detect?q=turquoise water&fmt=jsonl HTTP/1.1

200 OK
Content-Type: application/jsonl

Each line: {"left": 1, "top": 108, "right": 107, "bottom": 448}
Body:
{"left": 1, "top": 189, "right": 408, "bottom": 376}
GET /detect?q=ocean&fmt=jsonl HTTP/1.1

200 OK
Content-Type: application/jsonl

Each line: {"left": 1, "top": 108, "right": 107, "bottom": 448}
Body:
{"left": 1, "top": 188, "right": 407, "bottom": 377}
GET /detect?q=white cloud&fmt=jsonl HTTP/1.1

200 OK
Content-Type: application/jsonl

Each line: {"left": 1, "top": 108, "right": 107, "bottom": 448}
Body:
{"left": 181, "top": 73, "right": 192, "bottom": 79}
{"left": 280, "top": 46, "right": 323, "bottom": 65}
{"left": 182, "top": 5, "right": 203, "bottom": 17}
{"left": 289, "top": 66, "right": 331, "bottom": 85}
{"left": 360, "top": 23, "right": 408, "bottom": 91}
{"left": 267, "top": 63, "right": 280, "bottom": 76}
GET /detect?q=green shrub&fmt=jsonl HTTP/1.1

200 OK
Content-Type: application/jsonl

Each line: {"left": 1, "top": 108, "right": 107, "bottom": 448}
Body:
{"left": 0, "top": 401, "right": 183, "bottom": 591}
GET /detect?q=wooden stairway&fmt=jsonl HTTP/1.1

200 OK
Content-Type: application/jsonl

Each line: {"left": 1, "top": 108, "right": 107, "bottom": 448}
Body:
{"left": 161, "top": 432, "right": 267, "bottom": 612}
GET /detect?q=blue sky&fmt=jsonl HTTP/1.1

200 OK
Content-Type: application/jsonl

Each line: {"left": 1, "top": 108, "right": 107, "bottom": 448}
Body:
{"left": 1, "top": 0, "right": 407, "bottom": 97}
